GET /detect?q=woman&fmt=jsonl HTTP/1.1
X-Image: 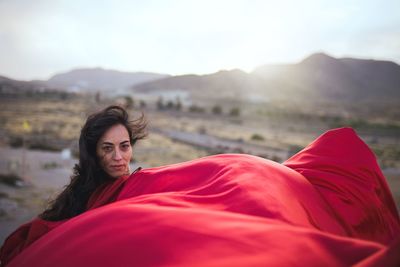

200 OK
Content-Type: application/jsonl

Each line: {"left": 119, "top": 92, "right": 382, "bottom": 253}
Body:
{"left": 0, "top": 105, "right": 146, "bottom": 265}
{"left": 40, "top": 105, "right": 147, "bottom": 221}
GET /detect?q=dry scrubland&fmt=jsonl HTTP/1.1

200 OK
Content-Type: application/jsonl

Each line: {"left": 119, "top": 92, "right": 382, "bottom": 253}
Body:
{"left": 0, "top": 95, "right": 399, "bottom": 244}
{"left": 1, "top": 96, "right": 399, "bottom": 168}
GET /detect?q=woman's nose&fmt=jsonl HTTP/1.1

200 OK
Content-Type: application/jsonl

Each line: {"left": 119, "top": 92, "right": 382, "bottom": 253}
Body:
{"left": 113, "top": 148, "right": 123, "bottom": 160}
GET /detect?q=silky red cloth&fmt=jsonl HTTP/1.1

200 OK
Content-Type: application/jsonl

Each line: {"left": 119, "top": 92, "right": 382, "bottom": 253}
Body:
{"left": 283, "top": 127, "right": 400, "bottom": 243}
{"left": 0, "top": 175, "right": 130, "bottom": 266}
{"left": 1, "top": 128, "right": 399, "bottom": 266}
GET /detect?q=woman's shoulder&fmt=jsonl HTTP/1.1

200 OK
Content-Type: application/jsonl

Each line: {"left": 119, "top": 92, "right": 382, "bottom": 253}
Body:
{"left": 86, "top": 171, "right": 137, "bottom": 211}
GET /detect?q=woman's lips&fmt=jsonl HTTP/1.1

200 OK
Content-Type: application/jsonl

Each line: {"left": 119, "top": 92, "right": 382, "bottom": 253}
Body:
{"left": 111, "top": 165, "right": 125, "bottom": 170}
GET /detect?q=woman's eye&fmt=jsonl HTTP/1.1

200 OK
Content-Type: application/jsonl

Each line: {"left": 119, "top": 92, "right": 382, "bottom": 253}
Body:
{"left": 103, "top": 146, "right": 113, "bottom": 153}
{"left": 121, "top": 144, "right": 131, "bottom": 151}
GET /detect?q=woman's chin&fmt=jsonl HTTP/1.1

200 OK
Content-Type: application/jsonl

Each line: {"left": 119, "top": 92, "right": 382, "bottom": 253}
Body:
{"left": 106, "top": 166, "right": 129, "bottom": 178}
{"left": 110, "top": 170, "right": 129, "bottom": 179}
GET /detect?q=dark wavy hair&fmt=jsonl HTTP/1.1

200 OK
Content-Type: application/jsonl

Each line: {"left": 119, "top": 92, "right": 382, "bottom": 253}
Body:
{"left": 39, "top": 105, "right": 147, "bottom": 221}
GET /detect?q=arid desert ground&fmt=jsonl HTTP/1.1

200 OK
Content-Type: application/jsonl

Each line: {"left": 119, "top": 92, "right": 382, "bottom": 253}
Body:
{"left": 0, "top": 95, "right": 399, "bottom": 244}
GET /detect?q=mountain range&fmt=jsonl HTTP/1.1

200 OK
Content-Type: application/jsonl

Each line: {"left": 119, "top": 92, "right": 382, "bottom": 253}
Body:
{"left": 132, "top": 53, "right": 400, "bottom": 105}
{"left": 1, "top": 53, "right": 399, "bottom": 110}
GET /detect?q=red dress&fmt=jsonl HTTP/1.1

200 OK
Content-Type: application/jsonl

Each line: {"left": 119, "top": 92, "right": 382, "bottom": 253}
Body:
{"left": 1, "top": 128, "right": 399, "bottom": 266}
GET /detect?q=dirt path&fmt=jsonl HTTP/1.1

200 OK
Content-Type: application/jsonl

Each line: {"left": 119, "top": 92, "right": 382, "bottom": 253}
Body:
{"left": 0, "top": 147, "right": 74, "bottom": 243}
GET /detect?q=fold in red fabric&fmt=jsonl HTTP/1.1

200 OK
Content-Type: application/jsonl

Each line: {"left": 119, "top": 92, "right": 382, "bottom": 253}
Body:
{"left": 0, "top": 174, "right": 130, "bottom": 266}
{"left": 283, "top": 127, "right": 400, "bottom": 244}
{"left": 1, "top": 127, "right": 399, "bottom": 266}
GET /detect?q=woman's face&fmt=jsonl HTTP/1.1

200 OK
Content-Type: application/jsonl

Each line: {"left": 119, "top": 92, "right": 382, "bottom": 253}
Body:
{"left": 96, "top": 124, "right": 132, "bottom": 178}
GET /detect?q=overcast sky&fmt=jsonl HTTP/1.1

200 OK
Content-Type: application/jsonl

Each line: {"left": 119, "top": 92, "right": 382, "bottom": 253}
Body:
{"left": 1, "top": 0, "right": 399, "bottom": 80}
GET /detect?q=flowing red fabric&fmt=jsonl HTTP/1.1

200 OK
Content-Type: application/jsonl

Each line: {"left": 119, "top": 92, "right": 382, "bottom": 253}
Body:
{"left": 1, "top": 128, "right": 399, "bottom": 266}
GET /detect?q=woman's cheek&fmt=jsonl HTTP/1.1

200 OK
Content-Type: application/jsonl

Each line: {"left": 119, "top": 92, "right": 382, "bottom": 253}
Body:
{"left": 125, "top": 151, "right": 132, "bottom": 163}
{"left": 98, "top": 154, "right": 107, "bottom": 168}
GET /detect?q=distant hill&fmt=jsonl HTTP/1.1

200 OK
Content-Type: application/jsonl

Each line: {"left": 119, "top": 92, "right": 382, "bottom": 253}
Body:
{"left": 132, "top": 69, "right": 266, "bottom": 103}
{"left": 133, "top": 53, "right": 400, "bottom": 106}
{"left": 0, "top": 75, "right": 48, "bottom": 94}
{"left": 253, "top": 53, "right": 400, "bottom": 101}
{"left": 47, "top": 68, "right": 170, "bottom": 93}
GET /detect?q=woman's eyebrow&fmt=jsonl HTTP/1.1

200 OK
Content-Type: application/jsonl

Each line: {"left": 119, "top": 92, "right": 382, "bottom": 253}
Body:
{"left": 101, "top": 142, "right": 114, "bottom": 146}
{"left": 101, "top": 140, "right": 129, "bottom": 146}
